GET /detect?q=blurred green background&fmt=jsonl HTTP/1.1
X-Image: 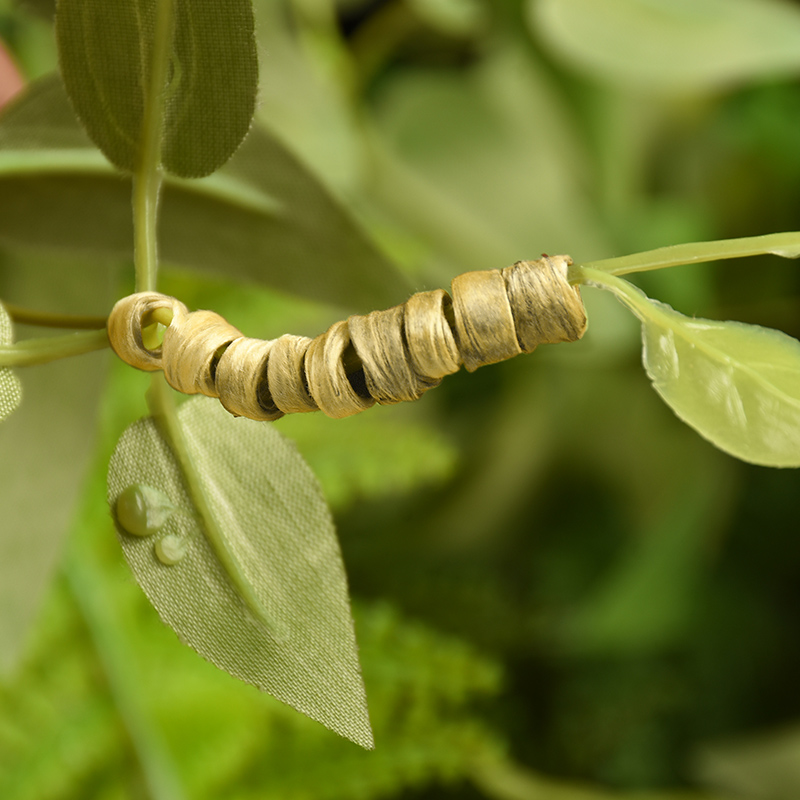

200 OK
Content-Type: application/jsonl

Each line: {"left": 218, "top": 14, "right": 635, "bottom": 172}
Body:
{"left": 2, "top": 0, "right": 800, "bottom": 798}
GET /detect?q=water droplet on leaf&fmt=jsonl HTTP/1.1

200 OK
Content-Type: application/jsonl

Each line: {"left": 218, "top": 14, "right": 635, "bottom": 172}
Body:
{"left": 116, "top": 484, "right": 175, "bottom": 537}
{"left": 155, "top": 534, "right": 187, "bottom": 566}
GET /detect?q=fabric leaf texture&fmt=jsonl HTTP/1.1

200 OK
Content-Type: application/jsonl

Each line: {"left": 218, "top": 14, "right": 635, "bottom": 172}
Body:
{"left": 107, "top": 397, "right": 373, "bottom": 747}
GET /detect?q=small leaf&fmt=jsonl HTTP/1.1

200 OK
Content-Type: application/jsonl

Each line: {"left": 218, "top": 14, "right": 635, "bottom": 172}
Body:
{"left": 589, "top": 272, "right": 800, "bottom": 467}
{"left": 532, "top": 0, "right": 800, "bottom": 90}
{"left": 0, "top": 301, "right": 21, "bottom": 422}
{"left": 55, "top": 0, "right": 257, "bottom": 177}
{"left": 107, "top": 397, "right": 373, "bottom": 747}
{"left": 0, "top": 74, "right": 410, "bottom": 310}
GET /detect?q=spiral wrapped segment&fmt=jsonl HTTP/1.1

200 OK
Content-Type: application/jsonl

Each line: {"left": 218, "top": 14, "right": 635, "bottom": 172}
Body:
{"left": 107, "top": 255, "right": 587, "bottom": 421}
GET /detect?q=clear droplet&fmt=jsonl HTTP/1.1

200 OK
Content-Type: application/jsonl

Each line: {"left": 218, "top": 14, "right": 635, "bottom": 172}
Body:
{"left": 155, "top": 534, "right": 187, "bottom": 566}
{"left": 116, "top": 485, "right": 175, "bottom": 537}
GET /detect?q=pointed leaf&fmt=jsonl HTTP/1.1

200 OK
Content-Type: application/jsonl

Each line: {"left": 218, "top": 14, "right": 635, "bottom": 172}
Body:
{"left": 107, "top": 397, "right": 373, "bottom": 747}
{"left": 55, "top": 0, "right": 257, "bottom": 177}
{"left": 0, "top": 301, "right": 21, "bottom": 422}
{"left": 590, "top": 273, "right": 800, "bottom": 467}
{"left": 0, "top": 74, "right": 410, "bottom": 310}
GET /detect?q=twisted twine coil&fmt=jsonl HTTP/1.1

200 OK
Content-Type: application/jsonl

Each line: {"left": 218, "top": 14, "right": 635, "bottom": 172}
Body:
{"left": 107, "top": 255, "right": 587, "bottom": 421}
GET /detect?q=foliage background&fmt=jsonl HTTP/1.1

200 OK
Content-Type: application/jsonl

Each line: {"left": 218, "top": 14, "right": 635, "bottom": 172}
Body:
{"left": 2, "top": 0, "right": 800, "bottom": 798}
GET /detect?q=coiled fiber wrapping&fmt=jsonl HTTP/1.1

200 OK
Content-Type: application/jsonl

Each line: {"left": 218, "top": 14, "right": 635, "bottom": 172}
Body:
{"left": 107, "top": 255, "right": 587, "bottom": 420}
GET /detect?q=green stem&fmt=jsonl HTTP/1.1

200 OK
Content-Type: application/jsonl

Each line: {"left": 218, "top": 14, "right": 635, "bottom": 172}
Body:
{"left": 146, "top": 376, "right": 287, "bottom": 640}
{"left": 132, "top": 0, "right": 175, "bottom": 293}
{"left": 576, "top": 231, "right": 800, "bottom": 279}
{"left": 0, "top": 329, "right": 109, "bottom": 367}
{"left": 575, "top": 265, "right": 652, "bottom": 306}
{"left": 132, "top": 167, "right": 163, "bottom": 293}
{"left": 576, "top": 265, "right": 685, "bottom": 331}
{"left": 4, "top": 303, "right": 107, "bottom": 330}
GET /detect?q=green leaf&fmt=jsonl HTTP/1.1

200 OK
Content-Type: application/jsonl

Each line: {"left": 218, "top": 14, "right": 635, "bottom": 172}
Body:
{"left": 371, "top": 44, "right": 610, "bottom": 276}
{"left": 55, "top": 0, "right": 257, "bottom": 177}
{"left": 585, "top": 270, "right": 800, "bottom": 467}
{"left": 0, "top": 251, "right": 111, "bottom": 676}
{"left": 0, "top": 74, "right": 410, "bottom": 310}
{"left": 0, "top": 301, "right": 21, "bottom": 422}
{"left": 107, "top": 396, "right": 373, "bottom": 748}
{"left": 531, "top": 0, "right": 800, "bottom": 90}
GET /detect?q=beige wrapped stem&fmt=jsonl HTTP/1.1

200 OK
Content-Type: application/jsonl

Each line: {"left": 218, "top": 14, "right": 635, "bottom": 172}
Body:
{"left": 107, "top": 255, "right": 587, "bottom": 421}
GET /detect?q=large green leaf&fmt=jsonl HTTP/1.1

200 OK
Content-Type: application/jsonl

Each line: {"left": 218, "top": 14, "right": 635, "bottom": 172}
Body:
{"left": 531, "top": 0, "right": 800, "bottom": 90}
{"left": 0, "top": 74, "right": 410, "bottom": 310}
{"left": 585, "top": 270, "right": 800, "bottom": 467}
{"left": 0, "top": 252, "right": 111, "bottom": 675}
{"left": 0, "top": 301, "right": 21, "bottom": 422}
{"left": 55, "top": 0, "right": 257, "bottom": 177}
{"left": 370, "top": 44, "right": 610, "bottom": 278}
{"left": 107, "top": 396, "right": 373, "bottom": 747}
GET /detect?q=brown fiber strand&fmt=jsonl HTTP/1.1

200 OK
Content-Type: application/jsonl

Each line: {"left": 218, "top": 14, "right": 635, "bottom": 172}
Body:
{"left": 107, "top": 255, "right": 587, "bottom": 420}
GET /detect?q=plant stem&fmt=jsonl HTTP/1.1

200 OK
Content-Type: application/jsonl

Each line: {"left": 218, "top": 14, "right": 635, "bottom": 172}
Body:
{"left": 4, "top": 303, "right": 107, "bottom": 330}
{"left": 146, "top": 377, "right": 287, "bottom": 639}
{"left": 0, "top": 329, "right": 109, "bottom": 367}
{"left": 132, "top": 0, "right": 175, "bottom": 293}
{"left": 132, "top": 166, "right": 163, "bottom": 292}
{"left": 574, "top": 265, "right": 685, "bottom": 332}
{"left": 575, "top": 231, "right": 800, "bottom": 279}
{"left": 574, "top": 265, "right": 650, "bottom": 304}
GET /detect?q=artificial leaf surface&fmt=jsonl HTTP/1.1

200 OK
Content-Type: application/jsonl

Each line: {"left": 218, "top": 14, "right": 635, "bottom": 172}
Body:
{"left": 0, "top": 301, "right": 21, "bottom": 422}
{"left": 532, "top": 0, "right": 800, "bottom": 90}
{"left": 0, "top": 75, "right": 410, "bottom": 310}
{"left": 107, "top": 397, "right": 373, "bottom": 747}
{"left": 56, "top": 0, "right": 257, "bottom": 177}
{"left": 590, "top": 273, "right": 800, "bottom": 467}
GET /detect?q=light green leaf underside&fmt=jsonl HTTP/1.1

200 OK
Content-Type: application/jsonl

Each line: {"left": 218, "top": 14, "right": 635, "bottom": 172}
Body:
{"left": 590, "top": 273, "right": 800, "bottom": 467}
{"left": 107, "top": 397, "right": 373, "bottom": 748}
{"left": 0, "top": 75, "right": 410, "bottom": 310}
{"left": 0, "top": 301, "right": 21, "bottom": 422}
{"left": 55, "top": 0, "right": 257, "bottom": 177}
{"left": 532, "top": 0, "right": 800, "bottom": 90}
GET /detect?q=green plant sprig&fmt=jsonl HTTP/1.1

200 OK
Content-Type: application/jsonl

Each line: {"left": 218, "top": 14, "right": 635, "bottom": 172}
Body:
{"left": 571, "top": 259, "right": 800, "bottom": 468}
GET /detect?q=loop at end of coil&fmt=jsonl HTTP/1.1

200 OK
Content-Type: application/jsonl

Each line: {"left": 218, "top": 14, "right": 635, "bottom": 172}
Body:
{"left": 107, "top": 292, "right": 189, "bottom": 372}
{"left": 106, "top": 255, "right": 587, "bottom": 422}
